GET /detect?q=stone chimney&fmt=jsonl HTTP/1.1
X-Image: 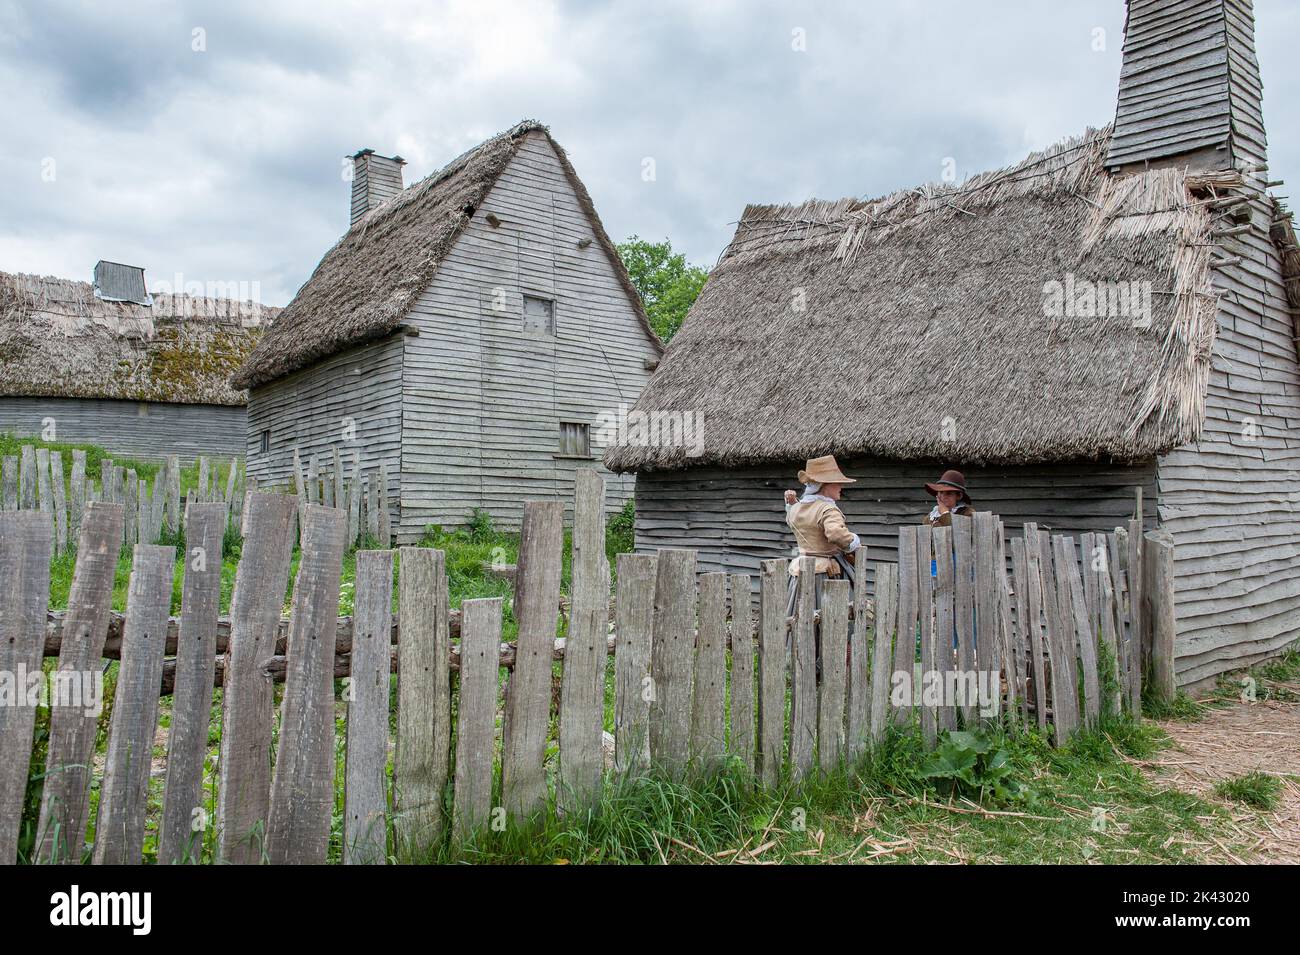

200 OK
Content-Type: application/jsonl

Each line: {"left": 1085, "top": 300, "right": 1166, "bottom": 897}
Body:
{"left": 349, "top": 149, "right": 406, "bottom": 227}
{"left": 1107, "top": 0, "right": 1266, "bottom": 174}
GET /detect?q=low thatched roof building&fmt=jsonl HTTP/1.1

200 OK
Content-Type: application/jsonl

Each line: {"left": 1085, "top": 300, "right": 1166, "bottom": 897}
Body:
{"left": 0, "top": 268, "right": 273, "bottom": 461}
{"left": 607, "top": 0, "right": 1300, "bottom": 691}
{"left": 235, "top": 119, "right": 661, "bottom": 536}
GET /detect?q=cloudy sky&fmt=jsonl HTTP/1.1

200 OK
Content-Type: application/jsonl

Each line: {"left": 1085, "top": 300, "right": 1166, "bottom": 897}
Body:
{"left": 3, "top": 0, "right": 1298, "bottom": 306}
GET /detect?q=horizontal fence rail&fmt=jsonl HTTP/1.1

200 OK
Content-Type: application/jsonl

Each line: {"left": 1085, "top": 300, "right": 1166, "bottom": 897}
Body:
{"left": 4, "top": 467, "right": 1166, "bottom": 864}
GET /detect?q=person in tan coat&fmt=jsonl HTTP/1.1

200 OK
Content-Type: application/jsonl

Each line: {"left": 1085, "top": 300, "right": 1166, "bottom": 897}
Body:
{"left": 781, "top": 455, "right": 862, "bottom": 675}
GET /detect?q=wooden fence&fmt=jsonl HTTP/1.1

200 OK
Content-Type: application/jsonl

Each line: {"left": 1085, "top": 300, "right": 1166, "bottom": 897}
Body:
{"left": 1, "top": 469, "right": 1171, "bottom": 865}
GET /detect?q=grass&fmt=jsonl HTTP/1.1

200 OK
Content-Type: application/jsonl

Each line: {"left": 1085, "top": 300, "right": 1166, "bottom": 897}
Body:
{"left": 1213, "top": 772, "right": 1283, "bottom": 811}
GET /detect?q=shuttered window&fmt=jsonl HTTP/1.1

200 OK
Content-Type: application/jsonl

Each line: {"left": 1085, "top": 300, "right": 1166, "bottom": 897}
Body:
{"left": 558, "top": 422, "right": 590, "bottom": 457}
{"left": 258, "top": 430, "right": 270, "bottom": 455}
{"left": 523, "top": 294, "right": 555, "bottom": 335}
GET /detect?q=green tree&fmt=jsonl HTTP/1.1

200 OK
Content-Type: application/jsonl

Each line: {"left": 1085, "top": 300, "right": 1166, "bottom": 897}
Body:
{"left": 617, "top": 235, "right": 709, "bottom": 342}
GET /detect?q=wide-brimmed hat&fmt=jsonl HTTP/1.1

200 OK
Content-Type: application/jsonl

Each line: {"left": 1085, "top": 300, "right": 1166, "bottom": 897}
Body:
{"left": 925, "top": 469, "right": 970, "bottom": 504}
{"left": 798, "top": 455, "right": 856, "bottom": 485}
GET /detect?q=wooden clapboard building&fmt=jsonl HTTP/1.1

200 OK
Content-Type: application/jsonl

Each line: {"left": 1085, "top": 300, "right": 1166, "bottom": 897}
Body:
{"left": 605, "top": 0, "right": 1300, "bottom": 691}
{"left": 0, "top": 264, "right": 270, "bottom": 462}
{"left": 234, "top": 120, "right": 662, "bottom": 536}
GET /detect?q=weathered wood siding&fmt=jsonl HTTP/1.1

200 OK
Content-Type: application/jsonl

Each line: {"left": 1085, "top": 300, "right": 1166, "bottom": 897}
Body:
{"left": 633, "top": 457, "right": 1158, "bottom": 586}
{"left": 245, "top": 334, "right": 404, "bottom": 525}
{"left": 397, "top": 131, "right": 658, "bottom": 537}
{"left": 0, "top": 396, "right": 244, "bottom": 463}
{"left": 1107, "top": 0, "right": 1266, "bottom": 173}
{"left": 1157, "top": 185, "right": 1300, "bottom": 690}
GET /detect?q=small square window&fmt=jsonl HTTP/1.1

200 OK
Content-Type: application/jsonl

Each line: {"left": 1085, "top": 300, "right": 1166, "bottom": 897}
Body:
{"left": 523, "top": 294, "right": 555, "bottom": 335}
{"left": 558, "top": 422, "right": 590, "bottom": 457}
{"left": 258, "top": 429, "right": 270, "bottom": 455}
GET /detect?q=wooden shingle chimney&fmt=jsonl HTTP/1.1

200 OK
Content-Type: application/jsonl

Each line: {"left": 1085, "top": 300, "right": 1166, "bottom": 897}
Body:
{"left": 349, "top": 149, "right": 406, "bottom": 227}
{"left": 1107, "top": 0, "right": 1266, "bottom": 174}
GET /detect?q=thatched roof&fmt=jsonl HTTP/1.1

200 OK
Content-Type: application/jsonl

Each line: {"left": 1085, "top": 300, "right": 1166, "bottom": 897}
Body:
{"left": 605, "top": 126, "right": 1222, "bottom": 473}
{"left": 233, "top": 119, "right": 659, "bottom": 390}
{"left": 0, "top": 271, "right": 271, "bottom": 406}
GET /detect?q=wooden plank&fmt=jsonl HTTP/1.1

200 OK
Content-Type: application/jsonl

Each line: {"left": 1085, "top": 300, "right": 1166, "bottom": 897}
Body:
{"left": 756, "top": 558, "right": 787, "bottom": 787}
{"left": 69, "top": 451, "right": 86, "bottom": 545}
{"left": 348, "top": 455, "right": 361, "bottom": 545}
{"left": 452, "top": 598, "right": 503, "bottom": 843}
{"left": 893, "top": 527, "right": 918, "bottom": 726}
{"left": 20, "top": 444, "right": 36, "bottom": 510}
{"left": 198, "top": 457, "right": 210, "bottom": 504}
{"left": 1009, "top": 536, "right": 1031, "bottom": 727}
{"left": 933, "top": 525, "right": 956, "bottom": 735}
{"left": 1127, "top": 519, "right": 1145, "bottom": 713}
{"left": 33, "top": 502, "right": 124, "bottom": 864}
{"left": 1040, "top": 535, "right": 1079, "bottom": 744}
{"left": 818, "top": 579, "right": 850, "bottom": 772}
{"left": 845, "top": 556, "right": 870, "bottom": 761}
{"left": 215, "top": 492, "right": 297, "bottom": 864}
{"left": 952, "top": 514, "right": 976, "bottom": 725}
{"left": 500, "top": 500, "right": 564, "bottom": 818}
{"left": 788, "top": 556, "right": 817, "bottom": 780}
{"left": 728, "top": 572, "right": 755, "bottom": 774}
{"left": 1080, "top": 532, "right": 1101, "bottom": 641}
{"left": 49, "top": 451, "right": 67, "bottom": 553}
{"left": 1058, "top": 536, "right": 1100, "bottom": 728}
{"left": 394, "top": 547, "right": 451, "bottom": 856}
{"left": 1019, "top": 527, "right": 1050, "bottom": 733}
{"left": 558, "top": 470, "right": 609, "bottom": 812}
{"left": 166, "top": 455, "right": 181, "bottom": 535}
{"left": 614, "top": 554, "right": 657, "bottom": 779}
{"left": 973, "top": 511, "right": 997, "bottom": 720}
{"left": 123, "top": 469, "right": 138, "bottom": 547}
{"left": 1097, "top": 538, "right": 1122, "bottom": 718}
{"left": 691, "top": 572, "right": 727, "bottom": 772}
{"left": 916, "top": 524, "right": 937, "bottom": 746}
{"left": 2, "top": 455, "right": 18, "bottom": 511}
{"left": 869, "top": 563, "right": 897, "bottom": 745}
{"left": 343, "top": 550, "right": 393, "bottom": 865}
{"left": 35, "top": 448, "right": 52, "bottom": 526}
{"left": 377, "top": 461, "right": 391, "bottom": 547}
{"left": 92, "top": 543, "right": 175, "bottom": 864}
{"left": 1107, "top": 530, "right": 1128, "bottom": 716}
{"left": 158, "top": 503, "right": 227, "bottom": 865}
{"left": 266, "top": 504, "right": 348, "bottom": 864}
{"left": 0, "top": 512, "right": 53, "bottom": 864}
{"left": 649, "top": 548, "right": 697, "bottom": 778}
{"left": 1146, "top": 531, "right": 1177, "bottom": 702}
{"left": 332, "top": 448, "right": 345, "bottom": 525}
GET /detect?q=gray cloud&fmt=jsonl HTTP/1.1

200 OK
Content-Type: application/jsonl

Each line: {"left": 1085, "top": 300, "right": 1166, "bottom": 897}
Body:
{"left": 1, "top": 0, "right": 1295, "bottom": 306}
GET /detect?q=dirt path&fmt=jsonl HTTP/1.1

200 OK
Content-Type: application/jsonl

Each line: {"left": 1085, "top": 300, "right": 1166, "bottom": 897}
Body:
{"left": 1140, "top": 697, "right": 1300, "bottom": 864}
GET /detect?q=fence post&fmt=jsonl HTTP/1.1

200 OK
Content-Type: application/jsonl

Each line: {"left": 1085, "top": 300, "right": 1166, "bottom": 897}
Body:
{"left": 728, "top": 573, "right": 756, "bottom": 775}
{"left": 33, "top": 501, "right": 124, "bottom": 864}
{"left": 1145, "top": 531, "right": 1176, "bottom": 702}
{"left": 216, "top": 492, "right": 297, "bottom": 864}
{"left": 1018, "top": 528, "right": 1049, "bottom": 733}
{"left": 453, "top": 598, "right": 503, "bottom": 843}
{"left": 394, "top": 547, "right": 451, "bottom": 858}
{"left": 845, "top": 557, "right": 870, "bottom": 762}
{"left": 1040, "top": 534, "right": 1079, "bottom": 744}
{"left": 1, "top": 455, "right": 18, "bottom": 510}
{"left": 614, "top": 554, "right": 657, "bottom": 779}
{"left": 818, "top": 579, "right": 849, "bottom": 773}
{"left": 20, "top": 444, "right": 36, "bottom": 510}
{"left": 1127, "top": 519, "right": 1145, "bottom": 712}
{"left": 1058, "top": 537, "right": 1099, "bottom": 728}
{"left": 50, "top": 451, "right": 68, "bottom": 553}
{"left": 159, "top": 503, "right": 227, "bottom": 864}
{"left": 869, "top": 563, "right": 898, "bottom": 746}
{"left": 933, "top": 524, "right": 956, "bottom": 736}
{"left": 0, "top": 512, "right": 53, "bottom": 864}
{"left": 344, "top": 549, "right": 393, "bottom": 865}
{"left": 788, "top": 557, "right": 817, "bottom": 780}
{"left": 951, "top": 514, "right": 975, "bottom": 726}
{"left": 266, "top": 504, "right": 347, "bottom": 864}
{"left": 558, "top": 470, "right": 610, "bottom": 812}
{"left": 756, "top": 558, "right": 787, "bottom": 787}
{"left": 894, "top": 527, "right": 918, "bottom": 727}
{"left": 93, "top": 543, "right": 175, "bottom": 864}
{"left": 501, "top": 500, "right": 564, "bottom": 819}
{"left": 690, "top": 572, "right": 727, "bottom": 773}
{"left": 649, "top": 548, "right": 697, "bottom": 779}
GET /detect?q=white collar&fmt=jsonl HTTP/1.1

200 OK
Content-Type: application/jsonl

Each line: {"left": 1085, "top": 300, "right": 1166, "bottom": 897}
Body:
{"left": 800, "top": 493, "right": 836, "bottom": 505}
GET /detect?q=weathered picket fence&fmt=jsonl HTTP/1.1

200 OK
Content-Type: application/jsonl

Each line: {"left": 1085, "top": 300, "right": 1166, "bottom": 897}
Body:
{"left": 286, "top": 446, "right": 393, "bottom": 549}
{"left": 1, "top": 469, "right": 1171, "bottom": 865}
{"left": 0, "top": 444, "right": 241, "bottom": 551}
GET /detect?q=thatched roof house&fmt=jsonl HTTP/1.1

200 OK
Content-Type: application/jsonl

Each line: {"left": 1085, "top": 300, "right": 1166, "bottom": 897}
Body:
{"left": 607, "top": 0, "right": 1300, "bottom": 691}
{"left": 0, "top": 268, "right": 272, "bottom": 461}
{"left": 235, "top": 119, "right": 662, "bottom": 536}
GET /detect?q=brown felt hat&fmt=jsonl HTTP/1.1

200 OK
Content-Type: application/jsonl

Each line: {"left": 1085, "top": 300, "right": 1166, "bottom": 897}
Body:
{"left": 925, "top": 469, "right": 971, "bottom": 504}
{"left": 798, "top": 455, "right": 855, "bottom": 485}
